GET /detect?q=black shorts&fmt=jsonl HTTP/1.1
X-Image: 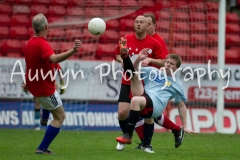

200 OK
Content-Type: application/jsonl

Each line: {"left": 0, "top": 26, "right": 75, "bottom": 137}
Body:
{"left": 140, "top": 92, "right": 153, "bottom": 118}
{"left": 118, "top": 84, "right": 131, "bottom": 103}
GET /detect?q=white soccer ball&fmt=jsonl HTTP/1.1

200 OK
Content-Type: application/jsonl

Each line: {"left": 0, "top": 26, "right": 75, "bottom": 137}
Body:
{"left": 88, "top": 18, "right": 106, "bottom": 36}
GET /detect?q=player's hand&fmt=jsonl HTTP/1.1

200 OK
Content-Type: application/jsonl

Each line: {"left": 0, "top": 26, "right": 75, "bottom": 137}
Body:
{"left": 59, "top": 79, "right": 65, "bottom": 95}
{"left": 184, "top": 128, "right": 198, "bottom": 134}
{"left": 73, "top": 39, "right": 82, "bottom": 52}
{"left": 142, "top": 58, "right": 152, "bottom": 67}
{"left": 138, "top": 48, "right": 149, "bottom": 61}
{"left": 21, "top": 84, "right": 28, "bottom": 93}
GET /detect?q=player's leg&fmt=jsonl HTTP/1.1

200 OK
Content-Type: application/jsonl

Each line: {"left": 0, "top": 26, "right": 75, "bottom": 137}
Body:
{"left": 134, "top": 118, "right": 144, "bottom": 148}
{"left": 142, "top": 118, "right": 155, "bottom": 153}
{"left": 34, "top": 97, "right": 41, "bottom": 130}
{"left": 35, "top": 91, "right": 65, "bottom": 154}
{"left": 140, "top": 93, "right": 155, "bottom": 153}
{"left": 116, "top": 84, "right": 131, "bottom": 151}
{"left": 130, "top": 74, "right": 146, "bottom": 148}
{"left": 154, "top": 114, "right": 184, "bottom": 148}
{"left": 116, "top": 96, "right": 147, "bottom": 144}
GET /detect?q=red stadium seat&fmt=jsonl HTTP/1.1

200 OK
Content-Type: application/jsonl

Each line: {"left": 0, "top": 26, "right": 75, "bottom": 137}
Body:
{"left": 207, "top": 34, "right": 218, "bottom": 47}
{"left": 207, "top": 13, "right": 218, "bottom": 22}
{"left": 10, "top": 27, "right": 29, "bottom": 39}
{"left": 120, "top": 19, "right": 134, "bottom": 30}
{"left": 15, "top": 0, "right": 33, "bottom": 5}
{"left": 172, "top": 22, "right": 190, "bottom": 32}
{"left": 226, "top": 13, "right": 239, "bottom": 23}
{"left": 206, "top": 2, "right": 218, "bottom": 12}
{"left": 103, "top": 9, "right": 121, "bottom": 17}
{"left": 226, "top": 24, "right": 240, "bottom": 34}
{"left": 157, "top": 21, "right": 170, "bottom": 31}
{"left": 82, "top": 28, "right": 99, "bottom": 40}
{"left": 100, "top": 30, "right": 120, "bottom": 43}
{"left": 0, "top": 4, "right": 12, "bottom": 15}
{"left": 48, "top": 28, "right": 65, "bottom": 38}
{"left": 140, "top": 0, "right": 155, "bottom": 7}
{"left": 119, "top": 31, "right": 134, "bottom": 37}
{"left": 67, "top": 7, "right": 85, "bottom": 16}
{"left": 0, "top": 40, "right": 5, "bottom": 54}
{"left": 79, "top": 43, "right": 97, "bottom": 57}
{"left": 30, "top": 5, "right": 49, "bottom": 16}
{"left": 3, "top": 40, "right": 23, "bottom": 54}
{"left": 190, "top": 12, "right": 206, "bottom": 22}
{"left": 11, "top": 15, "right": 31, "bottom": 26}
{"left": 85, "top": 7, "right": 103, "bottom": 18}
{"left": 86, "top": 0, "right": 104, "bottom": 6}
{"left": 226, "top": 35, "right": 240, "bottom": 47}
{"left": 0, "top": 27, "right": 10, "bottom": 38}
{"left": 174, "top": 11, "right": 189, "bottom": 21}
{"left": 190, "top": 23, "right": 206, "bottom": 33}
{"left": 225, "top": 50, "right": 240, "bottom": 64}
{"left": 48, "top": 16, "right": 65, "bottom": 23}
{"left": 159, "top": 32, "right": 169, "bottom": 42}
{"left": 189, "top": 2, "right": 205, "bottom": 11}
{"left": 0, "top": 15, "right": 11, "bottom": 26}
{"left": 59, "top": 42, "right": 74, "bottom": 52}
{"left": 121, "top": 0, "right": 138, "bottom": 7}
{"left": 171, "top": 47, "right": 187, "bottom": 58}
{"left": 22, "top": 40, "right": 28, "bottom": 54}
{"left": 205, "top": 49, "right": 217, "bottom": 62}
{"left": 190, "top": 34, "right": 206, "bottom": 46}
{"left": 49, "top": 42, "right": 60, "bottom": 54}
{"left": 159, "top": 10, "right": 171, "bottom": 20}
{"left": 104, "top": 0, "right": 121, "bottom": 7}
{"left": 48, "top": 6, "right": 67, "bottom": 17}
{"left": 65, "top": 29, "right": 83, "bottom": 39}
{"left": 33, "top": 0, "right": 51, "bottom": 5}
{"left": 50, "top": 0, "right": 68, "bottom": 6}
{"left": 12, "top": 5, "right": 30, "bottom": 15}
{"left": 7, "top": 52, "right": 23, "bottom": 58}
{"left": 106, "top": 19, "right": 120, "bottom": 29}
{"left": 172, "top": 33, "right": 190, "bottom": 46}
{"left": 96, "top": 43, "right": 116, "bottom": 59}
{"left": 207, "top": 23, "right": 218, "bottom": 34}
{"left": 186, "top": 48, "right": 206, "bottom": 62}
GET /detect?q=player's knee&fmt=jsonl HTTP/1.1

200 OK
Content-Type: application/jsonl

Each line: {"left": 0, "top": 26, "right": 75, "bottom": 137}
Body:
{"left": 118, "top": 109, "right": 129, "bottom": 119}
{"left": 118, "top": 103, "right": 130, "bottom": 118}
{"left": 130, "top": 97, "right": 141, "bottom": 109}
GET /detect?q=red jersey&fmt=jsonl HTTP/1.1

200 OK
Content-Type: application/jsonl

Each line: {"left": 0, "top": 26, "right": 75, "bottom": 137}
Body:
{"left": 152, "top": 33, "right": 169, "bottom": 55}
{"left": 116, "top": 34, "right": 167, "bottom": 85}
{"left": 55, "top": 63, "right": 62, "bottom": 70}
{"left": 24, "top": 37, "right": 55, "bottom": 97}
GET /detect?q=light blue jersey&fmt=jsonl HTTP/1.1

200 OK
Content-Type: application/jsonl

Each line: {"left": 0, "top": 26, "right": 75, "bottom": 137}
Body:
{"left": 140, "top": 67, "right": 187, "bottom": 118}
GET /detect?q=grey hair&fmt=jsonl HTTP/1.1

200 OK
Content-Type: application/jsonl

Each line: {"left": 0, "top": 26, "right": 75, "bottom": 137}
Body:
{"left": 32, "top": 13, "right": 48, "bottom": 34}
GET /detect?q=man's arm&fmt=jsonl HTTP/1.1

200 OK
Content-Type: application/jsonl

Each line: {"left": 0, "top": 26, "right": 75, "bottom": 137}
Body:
{"left": 133, "top": 48, "right": 149, "bottom": 71}
{"left": 178, "top": 101, "right": 197, "bottom": 134}
{"left": 49, "top": 40, "right": 82, "bottom": 63}
{"left": 177, "top": 101, "right": 187, "bottom": 129}
{"left": 116, "top": 54, "right": 123, "bottom": 66}
{"left": 142, "top": 58, "right": 165, "bottom": 67}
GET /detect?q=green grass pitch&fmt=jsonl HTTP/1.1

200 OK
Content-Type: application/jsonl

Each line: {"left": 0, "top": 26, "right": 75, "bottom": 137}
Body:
{"left": 0, "top": 129, "right": 239, "bottom": 160}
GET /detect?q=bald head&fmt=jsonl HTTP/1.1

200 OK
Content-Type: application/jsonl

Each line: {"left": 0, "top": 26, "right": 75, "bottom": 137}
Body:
{"left": 32, "top": 14, "right": 48, "bottom": 34}
{"left": 135, "top": 15, "right": 148, "bottom": 24}
{"left": 134, "top": 15, "right": 148, "bottom": 37}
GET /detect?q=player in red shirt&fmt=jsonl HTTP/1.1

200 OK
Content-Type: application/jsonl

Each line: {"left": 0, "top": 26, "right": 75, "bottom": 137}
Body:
{"left": 22, "top": 13, "right": 82, "bottom": 154}
{"left": 115, "top": 15, "right": 167, "bottom": 153}
{"left": 33, "top": 63, "right": 65, "bottom": 131}
{"left": 132, "top": 13, "right": 185, "bottom": 150}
